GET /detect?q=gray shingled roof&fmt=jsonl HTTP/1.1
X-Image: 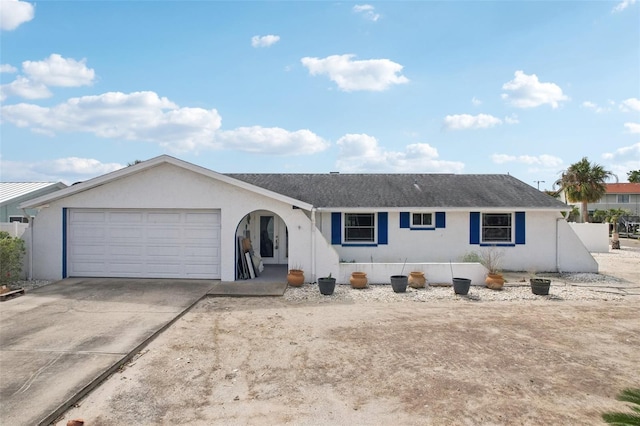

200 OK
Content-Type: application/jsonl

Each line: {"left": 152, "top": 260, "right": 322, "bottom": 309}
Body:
{"left": 226, "top": 173, "right": 567, "bottom": 209}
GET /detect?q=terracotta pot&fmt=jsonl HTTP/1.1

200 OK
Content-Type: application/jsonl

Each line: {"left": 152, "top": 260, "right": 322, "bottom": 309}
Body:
{"left": 485, "top": 273, "right": 504, "bottom": 290}
{"left": 287, "top": 269, "right": 304, "bottom": 287}
{"left": 408, "top": 271, "right": 426, "bottom": 289}
{"left": 350, "top": 272, "right": 368, "bottom": 289}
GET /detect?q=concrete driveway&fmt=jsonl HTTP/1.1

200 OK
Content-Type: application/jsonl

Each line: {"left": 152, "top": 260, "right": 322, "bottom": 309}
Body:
{"left": 0, "top": 278, "right": 215, "bottom": 426}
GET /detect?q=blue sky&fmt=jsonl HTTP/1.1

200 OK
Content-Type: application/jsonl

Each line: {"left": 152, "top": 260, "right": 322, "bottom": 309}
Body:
{"left": 1, "top": 0, "right": 638, "bottom": 190}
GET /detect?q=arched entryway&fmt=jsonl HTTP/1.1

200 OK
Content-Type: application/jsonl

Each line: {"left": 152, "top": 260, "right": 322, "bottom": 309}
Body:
{"left": 235, "top": 210, "right": 288, "bottom": 281}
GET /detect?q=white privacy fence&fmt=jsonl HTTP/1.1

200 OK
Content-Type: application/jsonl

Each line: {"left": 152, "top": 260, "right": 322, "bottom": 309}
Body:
{"left": 0, "top": 222, "right": 29, "bottom": 238}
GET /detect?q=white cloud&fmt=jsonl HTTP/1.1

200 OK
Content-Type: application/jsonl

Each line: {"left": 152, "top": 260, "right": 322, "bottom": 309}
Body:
{"left": 1, "top": 91, "right": 223, "bottom": 150}
{"left": 0, "top": 75, "right": 51, "bottom": 101}
{"left": 0, "top": 54, "right": 95, "bottom": 100}
{"left": 501, "top": 70, "right": 569, "bottom": 109}
{"left": 602, "top": 143, "right": 640, "bottom": 181}
{"left": 0, "top": 64, "right": 17, "bottom": 73}
{"left": 0, "top": 90, "right": 330, "bottom": 155}
{"left": 251, "top": 35, "right": 280, "bottom": 48}
{"left": 602, "top": 142, "right": 640, "bottom": 160}
{"left": 353, "top": 4, "right": 380, "bottom": 21}
{"left": 581, "top": 100, "right": 611, "bottom": 113}
{"left": 624, "top": 122, "right": 640, "bottom": 133}
{"left": 492, "top": 153, "right": 563, "bottom": 168}
{"left": 22, "top": 54, "right": 95, "bottom": 87}
{"left": 504, "top": 114, "right": 519, "bottom": 124}
{"left": 0, "top": 0, "right": 34, "bottom": 31}
{"left": 335, "top": 133, "right": 464, "bottom": 173}
{"left": 620, "top": 98, "right": 640, "bottom": 112}
{"left": 443, "top": 113, "right": 502, "bottom": 130}
{"left": 216, "top": 126, "right": 329, "bottom": 155}
{"left": 471, "top": 96, "right": 482, "bottom": 106}
{"left": 301, "top": 54, "right": 408, "bottom": 92}
{"left": 612, "top": 0, "right": 637, "bottom": 12}
{"left": 0, "top": 157, "right": 124, "bottom": 184}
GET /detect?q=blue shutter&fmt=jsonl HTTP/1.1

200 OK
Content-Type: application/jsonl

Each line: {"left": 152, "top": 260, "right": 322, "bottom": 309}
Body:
{"left": 378, "top": 212, "right": 388, "bottom": 244}
{"left": 400, "top": 212, "right": 410, "bottom": 228}
{"left": 515, "top": 211, "right": 526, "bottom": 245}
{"left": 331, "top": 212, "right": 341, "bottom": 245}
{"left": 470, "top": 212, "right": 480, "bottom": 245}
{"left": 435, "top": 212, "right": 446, "bottom": 228}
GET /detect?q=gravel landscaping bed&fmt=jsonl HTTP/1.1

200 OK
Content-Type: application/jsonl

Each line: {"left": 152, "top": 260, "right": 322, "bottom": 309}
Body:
{"left": 283, "top": 280, "right": 625, "bottom": 303}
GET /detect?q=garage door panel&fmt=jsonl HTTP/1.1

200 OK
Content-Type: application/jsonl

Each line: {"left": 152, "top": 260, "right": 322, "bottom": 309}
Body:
{"left": 148, "top": 212, "right": 181, "bottom": 223}
{"left": 109, "top": 212, "right": 144, "bottom": 223}
{"left": 72, "top": 211, "right": 106, "bottom": 222}
{"left": 68, "top": 209, "right": 221, "bottom": 279}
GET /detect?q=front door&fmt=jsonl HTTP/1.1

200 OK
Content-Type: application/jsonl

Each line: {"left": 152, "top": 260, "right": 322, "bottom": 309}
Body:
{"left": 259, "top": 215, "right": 287, "bottom": 264}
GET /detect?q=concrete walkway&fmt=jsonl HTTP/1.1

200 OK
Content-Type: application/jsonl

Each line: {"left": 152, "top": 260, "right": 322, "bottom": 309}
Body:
{"left": 0, "top": 278, "right": 215, "bottom": 426}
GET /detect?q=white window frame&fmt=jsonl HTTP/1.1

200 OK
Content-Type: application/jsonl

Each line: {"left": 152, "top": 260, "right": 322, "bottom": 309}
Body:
{"left": 411, "top": 212, "right": 434, "bottom": 229}
{"left": 481, "top": 213, "right": 513, "bottom": 244}
{"left": 343, "top": 212, "right": 377, "bottom": 244}
{"left": 617, "top": 194, "right": 630, "bottom": 203}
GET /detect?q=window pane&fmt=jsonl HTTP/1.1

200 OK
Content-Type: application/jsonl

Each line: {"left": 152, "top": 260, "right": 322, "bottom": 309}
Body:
{"left": 482, "top": 213, "right": 512, "bottom": 242}
{"left": 422, "top": 214, "right": 432, "bottom": 226}
{"left": 412, "top": 213, "right": 421, "bottom": 226}
{"left": 345, "top": 213, "right": 375, "bottom": 242}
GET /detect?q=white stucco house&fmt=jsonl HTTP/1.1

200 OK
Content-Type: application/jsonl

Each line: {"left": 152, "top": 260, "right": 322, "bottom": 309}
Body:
{"left": 19, "top": 155, "right": 597, "bottom": 285}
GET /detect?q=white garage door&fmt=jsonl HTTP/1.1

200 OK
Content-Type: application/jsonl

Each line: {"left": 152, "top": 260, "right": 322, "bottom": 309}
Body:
{"left": 68, "top": 209, "right": 221, "bottom": 278}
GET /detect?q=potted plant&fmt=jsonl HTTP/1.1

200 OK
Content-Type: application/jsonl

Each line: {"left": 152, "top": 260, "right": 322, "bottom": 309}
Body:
{"left": 287, "top": 267, "right": 304, "bottom": 287}
{"left": 317, "top": 273, "right": 336, "bottom": 295}
{"left": 350, "top": 271, "right": 368, "bottom": 289}
{"left": 390, "top": 260, "right": 408, "bottom": 293}
{"left": 408, "top": 271, "right": 427, "bottom": 289}
{"left": 479, "top": 246, "right": 505, "bottom": 290}
{"left": 452, "top": 277, "right": 471, "bottom": 295}
{"left": 530, "top": 275, "right": 551, "bottom": 295}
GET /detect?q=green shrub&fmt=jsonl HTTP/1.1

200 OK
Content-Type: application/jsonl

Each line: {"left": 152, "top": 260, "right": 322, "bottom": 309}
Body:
{"left": 0, "top": 231, "right": 26, "bottom": 286}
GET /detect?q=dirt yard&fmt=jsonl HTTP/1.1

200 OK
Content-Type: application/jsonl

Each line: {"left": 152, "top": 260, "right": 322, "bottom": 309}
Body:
{"left": 57, "top": 242, "right": 640, "bottom": 425}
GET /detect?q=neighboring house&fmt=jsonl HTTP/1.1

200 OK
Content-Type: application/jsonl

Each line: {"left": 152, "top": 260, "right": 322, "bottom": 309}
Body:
{"left": 584, "top": 183, "right": 640, "bottom": 217}
{"left": 1, "top": 182, "right": 67, "bottom": 236}
{"left": 19, "top": 155, "right": 597, "bottom": 283}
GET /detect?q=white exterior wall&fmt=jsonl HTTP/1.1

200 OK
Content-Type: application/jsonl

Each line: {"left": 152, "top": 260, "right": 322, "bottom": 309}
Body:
{"left": 318, "top": 210, "right": 590, "bottom": 273}
{"left": 29, "top": 164, "right": 315, "bottom": 281}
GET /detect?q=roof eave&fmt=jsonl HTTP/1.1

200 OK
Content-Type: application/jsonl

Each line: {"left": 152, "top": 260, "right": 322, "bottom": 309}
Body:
{"left": 19, "top": 155, "right": 313, "bottom": 211}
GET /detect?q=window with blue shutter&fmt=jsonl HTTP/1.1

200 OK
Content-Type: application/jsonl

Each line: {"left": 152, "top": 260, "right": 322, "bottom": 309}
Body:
{"left": 401, "top": 211, "right": 445, "bottom": 230}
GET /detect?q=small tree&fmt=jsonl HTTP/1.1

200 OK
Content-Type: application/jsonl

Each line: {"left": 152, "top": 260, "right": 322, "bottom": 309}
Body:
{"left": 594, "top": 208, "right": 630, "bottom": 249}
{"left": 0, "top": 231, "right": 26, "bottom": 286}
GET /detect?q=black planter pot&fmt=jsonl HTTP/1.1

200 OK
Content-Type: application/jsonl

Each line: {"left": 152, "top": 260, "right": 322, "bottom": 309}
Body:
{"left": 452, "top": 277, "right": 471, "bottom": 295}
{"left": 530, "top": 278, "right": 551, "bottom": 295}
{"left": 318, "top": 277, "right": 336, "bottom": 295}
{"left": 390, "top": 275, "right": 408, "bottom": 293}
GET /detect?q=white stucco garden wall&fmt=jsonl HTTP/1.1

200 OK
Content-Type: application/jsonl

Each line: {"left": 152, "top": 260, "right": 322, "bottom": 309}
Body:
{"left": 568, "top": 223, "right": 609, "bottom": 253}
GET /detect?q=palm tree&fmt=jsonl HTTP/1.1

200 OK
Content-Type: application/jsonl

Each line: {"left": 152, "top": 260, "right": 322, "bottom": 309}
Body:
{"left": 594, "top": 208, "right": 630, "bottom": 249}
{"left": 602, "top": 387, "right": 640, "bottom": 425}
{"left": 628, "top": 170, "right": 640, "bottom": 183}
{"left": 558, "top": 157, "right": 615, "bottom": 223}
